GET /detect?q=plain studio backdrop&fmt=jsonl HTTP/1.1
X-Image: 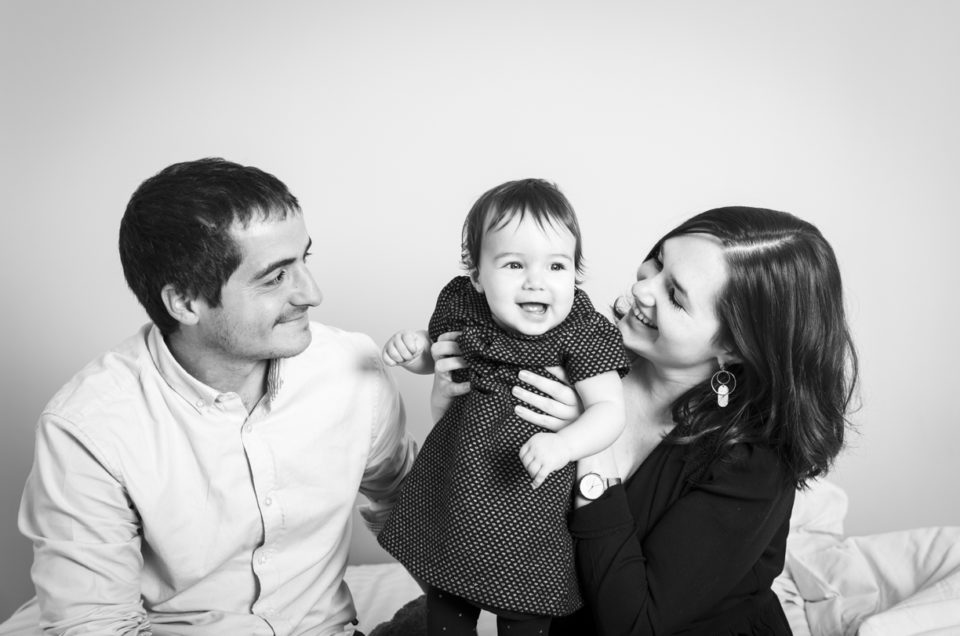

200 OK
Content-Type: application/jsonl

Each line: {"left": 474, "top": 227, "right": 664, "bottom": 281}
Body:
{"left": 1, "top": 0, "right": 958, "bottom": 616}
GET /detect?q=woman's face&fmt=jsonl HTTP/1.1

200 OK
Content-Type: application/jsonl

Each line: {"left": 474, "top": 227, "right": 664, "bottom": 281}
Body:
{"left": 617, "top": 233, "right": 729, "bottom": 376}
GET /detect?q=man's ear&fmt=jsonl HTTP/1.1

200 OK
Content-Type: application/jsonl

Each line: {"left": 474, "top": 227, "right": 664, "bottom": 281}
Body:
{"left": 160, "top": 284, "right": 200, "bottom": 327}
{"left": 469, "top": 269, "right": 483, "bottom": 294}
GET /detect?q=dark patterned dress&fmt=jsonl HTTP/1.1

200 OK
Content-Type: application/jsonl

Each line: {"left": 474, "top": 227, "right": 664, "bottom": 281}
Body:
{"left": 378, "top": 276, "right": 629, "bottom": 616}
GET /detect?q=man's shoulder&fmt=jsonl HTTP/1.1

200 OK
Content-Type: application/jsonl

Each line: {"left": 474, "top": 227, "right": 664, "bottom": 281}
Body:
{"left": 42, "top": 326, "right": 154, "bottom": 426}
{"left": 301, "top": 321, "right": 380, "bottom": 362}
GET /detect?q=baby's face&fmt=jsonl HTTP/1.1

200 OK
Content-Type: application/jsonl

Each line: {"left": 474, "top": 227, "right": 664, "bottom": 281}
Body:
{"left": 471, "top": 214, "right": 577, "bottom": 336}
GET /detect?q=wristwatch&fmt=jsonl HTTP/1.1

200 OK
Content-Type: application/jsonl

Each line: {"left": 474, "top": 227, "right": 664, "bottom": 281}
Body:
{"left": 576, "top": 472, "right": 622, "bottom": 501}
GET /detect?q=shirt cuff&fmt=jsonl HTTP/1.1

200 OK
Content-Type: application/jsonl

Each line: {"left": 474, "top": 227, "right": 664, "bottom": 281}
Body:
{"left": 358, "top": 499, "right": 391, "bottom": 535}
{"left": 568, "top": 484, "right": 634, "bottom": 539}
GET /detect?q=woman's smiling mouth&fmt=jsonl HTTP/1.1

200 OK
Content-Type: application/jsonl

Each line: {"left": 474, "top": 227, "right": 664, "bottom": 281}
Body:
{"left": 634, "top": 307, "right": 657, "bottom": 330}
{"left": 618, "top": 295, "right": 657, "bottom": 330}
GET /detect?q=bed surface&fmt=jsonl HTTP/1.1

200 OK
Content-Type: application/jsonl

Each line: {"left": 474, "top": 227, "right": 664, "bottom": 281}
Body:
{"left": 1, "top": 480, "right": 956, "bottom": 635}
{"left": 349, "top": 479, "right": 960, "bottom": 636}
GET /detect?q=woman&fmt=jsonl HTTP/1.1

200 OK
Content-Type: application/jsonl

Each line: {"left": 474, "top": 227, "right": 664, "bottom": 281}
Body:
{"left": 431, "top": 206, "right": 858, "bottom": 635}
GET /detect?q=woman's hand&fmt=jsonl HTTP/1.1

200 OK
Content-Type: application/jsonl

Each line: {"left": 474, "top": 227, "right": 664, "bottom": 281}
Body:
{"left": 429, "top": 331, "right": 469, "bottom": 422}
{"left": 512, "top": 366, "right": 584, "bottom": 432}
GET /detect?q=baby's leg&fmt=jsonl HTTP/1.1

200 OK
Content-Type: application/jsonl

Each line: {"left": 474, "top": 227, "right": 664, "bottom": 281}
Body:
{"left": 426, "top": 586, "right": 481, "bottom": 635}
{"left": 495, "top": 614, "right": 551, "bottom": 636}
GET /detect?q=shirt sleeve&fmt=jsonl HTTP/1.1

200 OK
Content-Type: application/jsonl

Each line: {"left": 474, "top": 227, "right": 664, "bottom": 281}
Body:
{"left": 567, "top": 444, "right": 793, "bottom": 635}
{"left": 562, "top": 312, "right": 631, "bottom": 384}
{"left": 18, "top": 413, "right": 151, "bottom": 635}
{"left": 356, "top": 357, "right": 418, "bottom": 535}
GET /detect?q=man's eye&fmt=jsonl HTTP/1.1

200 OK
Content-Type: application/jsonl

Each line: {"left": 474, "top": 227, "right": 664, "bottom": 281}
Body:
{"left": 269, "top": 270, "right": 287, "bottom": 285}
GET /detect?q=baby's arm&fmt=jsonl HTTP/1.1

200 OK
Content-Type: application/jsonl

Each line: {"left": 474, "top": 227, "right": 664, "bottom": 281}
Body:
{"left": 381, "top": 329, "right": 435, "bottom": 375}
{"left": 519, "top": 370, "right": 624, "bottom": 488}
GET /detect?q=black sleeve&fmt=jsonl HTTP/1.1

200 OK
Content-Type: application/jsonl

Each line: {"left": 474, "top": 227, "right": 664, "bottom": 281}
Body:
{"left": 568, "top": 445, "right": 793, "bottom": 635}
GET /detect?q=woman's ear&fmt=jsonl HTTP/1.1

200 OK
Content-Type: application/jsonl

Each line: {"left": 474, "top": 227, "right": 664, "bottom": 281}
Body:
{"left": 469, "top": 269, "right": 483, "bottom": 294}
{"left": 717, "top": 348, "right": 742, "bottom": 368}
{"left": 160, "top": 284, "right": 200, "bottom": 327}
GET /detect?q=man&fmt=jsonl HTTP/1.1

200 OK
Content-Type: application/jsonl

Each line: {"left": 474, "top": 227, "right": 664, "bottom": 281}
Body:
{"left": 0, "top": 158, "right": 416, "bottom": 635}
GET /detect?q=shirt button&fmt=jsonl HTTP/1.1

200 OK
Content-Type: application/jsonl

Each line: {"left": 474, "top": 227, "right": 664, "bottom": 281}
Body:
{"left": 244, "top": 424, "right": 253, "bottom": 434}
{"left": 264, "top": 496, "right": 273, "bottom": 506}
{"left": 259, "top": 554, "right": 268, "bottom": 565}
{"left": 195, "top": 399, "right": 204, "bottom": 408}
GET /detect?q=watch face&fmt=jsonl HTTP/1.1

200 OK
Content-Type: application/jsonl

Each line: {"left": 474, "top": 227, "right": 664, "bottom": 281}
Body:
{"left": 579, "top": 473, "right": 605, "bottom": 500}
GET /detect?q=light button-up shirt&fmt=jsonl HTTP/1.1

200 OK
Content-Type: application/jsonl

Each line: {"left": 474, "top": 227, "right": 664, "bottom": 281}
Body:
{"left": 13, "top": 323, "right": 416, "bottom": 636}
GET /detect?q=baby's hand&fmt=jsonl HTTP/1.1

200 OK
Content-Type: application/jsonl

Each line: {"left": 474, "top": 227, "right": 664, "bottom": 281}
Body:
{"left": 382, "top": 330, "right": 430, "bottom": 367}
{"left": 519, "top": 432, "right": 573, "bottom": 489}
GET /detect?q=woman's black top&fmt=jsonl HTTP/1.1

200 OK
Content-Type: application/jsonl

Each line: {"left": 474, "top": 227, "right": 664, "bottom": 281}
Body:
{"left": 551, "top": 435, "right": 795, "bottom": 635}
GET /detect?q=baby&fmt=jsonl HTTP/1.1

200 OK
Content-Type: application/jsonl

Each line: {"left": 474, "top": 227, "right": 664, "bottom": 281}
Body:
{"left": 377, "top": 179, "right": 628, "bottom": 635}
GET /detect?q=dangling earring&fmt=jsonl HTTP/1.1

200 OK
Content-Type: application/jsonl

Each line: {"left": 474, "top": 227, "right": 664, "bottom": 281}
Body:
{"left": 711, "top": 365, "right": 737, "bottom": 408}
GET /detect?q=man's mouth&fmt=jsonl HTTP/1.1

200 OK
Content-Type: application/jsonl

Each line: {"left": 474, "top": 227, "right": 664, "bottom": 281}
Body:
{"left": 277, "top": 312, "right": 307, "bottom": 325}
{"left": 518, "top": 302, "right": 548, "bottom": 315}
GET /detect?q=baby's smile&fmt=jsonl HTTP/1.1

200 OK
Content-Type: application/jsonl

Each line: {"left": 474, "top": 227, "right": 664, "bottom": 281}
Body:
{"left": 518, "top": 302, "right": 548, "bottom": 315}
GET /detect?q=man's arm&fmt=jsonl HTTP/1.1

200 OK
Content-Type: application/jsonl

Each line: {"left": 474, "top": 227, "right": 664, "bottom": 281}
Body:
{"left": 19, "top": 414, "right": 149, "bottom": 635}
{"left": 356, "top": 361, "right": 418, "bottom": 534}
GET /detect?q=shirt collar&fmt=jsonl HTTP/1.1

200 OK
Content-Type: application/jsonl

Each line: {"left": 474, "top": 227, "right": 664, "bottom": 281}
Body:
{"left": 146, "top": 324, "right": 284, "bottom": 413}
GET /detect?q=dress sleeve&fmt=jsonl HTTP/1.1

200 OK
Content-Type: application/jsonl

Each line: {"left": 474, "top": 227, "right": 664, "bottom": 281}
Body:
{"left": 357, "top": 354, "right": 418, "bottom": 535}
{"left": 568, "top": 444, "right": 793, "bottom": 635}
{"left": 561, "top": 312, "right": 630, "bottom": 385}
{"left": 427, "top": 276, "right": 469, "bottom": 342}
{"left": 19, "top": 414, "right": 151, "bottom": 635}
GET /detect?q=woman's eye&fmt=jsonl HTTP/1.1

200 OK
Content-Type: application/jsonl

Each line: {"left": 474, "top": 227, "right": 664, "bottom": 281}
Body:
{"left": 668, "top": 288, "right": 683, "bottom": 310}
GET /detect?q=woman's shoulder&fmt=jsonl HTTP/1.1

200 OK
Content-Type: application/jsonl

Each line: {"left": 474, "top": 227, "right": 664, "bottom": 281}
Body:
{"left": 683, "top": 439, "right": 792, "bottom": 498}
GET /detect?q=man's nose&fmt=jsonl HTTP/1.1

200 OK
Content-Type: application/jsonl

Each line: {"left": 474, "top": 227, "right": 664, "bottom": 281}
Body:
{"left": 293, "top": 267, "right": 323, "bottom": 307}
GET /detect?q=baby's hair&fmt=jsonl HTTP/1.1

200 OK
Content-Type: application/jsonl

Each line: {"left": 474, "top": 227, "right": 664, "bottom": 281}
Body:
{"left": 460, "top": 178, "right": 583, "bottom": 276}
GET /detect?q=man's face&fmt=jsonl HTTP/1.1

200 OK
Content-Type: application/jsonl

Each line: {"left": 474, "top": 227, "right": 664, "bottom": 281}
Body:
{"left": 192, "top": 214, "right": 322, "bottom": 363}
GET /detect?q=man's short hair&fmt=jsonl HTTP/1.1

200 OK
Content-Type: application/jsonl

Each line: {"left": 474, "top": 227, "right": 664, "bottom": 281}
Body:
{"left": 119, "top": 157, "right": 301, "bottom": 335}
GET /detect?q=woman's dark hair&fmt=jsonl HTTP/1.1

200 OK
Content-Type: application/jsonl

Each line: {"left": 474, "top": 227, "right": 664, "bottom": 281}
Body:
{"left": 119, "top": 157, "right": 301, "bottom": 335}
{"left": 617, "top": 207, "right": 859, "bottom": 488}
{"left": 460, "top": 178, "right": 584, "bottom": 278}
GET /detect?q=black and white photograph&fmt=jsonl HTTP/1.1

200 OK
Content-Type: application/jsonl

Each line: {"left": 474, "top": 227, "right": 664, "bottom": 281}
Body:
{"left": 1, "top": 2, "right": 958, "bottom": 634}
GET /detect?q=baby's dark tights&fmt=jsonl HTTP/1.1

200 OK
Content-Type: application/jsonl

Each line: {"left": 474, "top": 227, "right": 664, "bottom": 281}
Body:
{"left": 426, "top": 586, "right": 552, "bottom": 636}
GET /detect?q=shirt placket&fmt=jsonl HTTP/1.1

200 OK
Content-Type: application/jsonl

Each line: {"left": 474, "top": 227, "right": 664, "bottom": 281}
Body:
{"left": 237, "top": 399, "right": 283, "bottom": 625}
